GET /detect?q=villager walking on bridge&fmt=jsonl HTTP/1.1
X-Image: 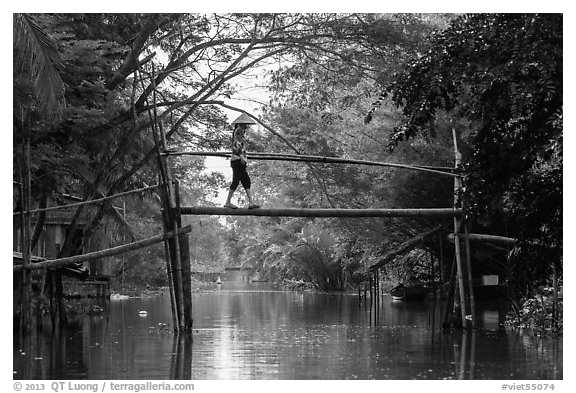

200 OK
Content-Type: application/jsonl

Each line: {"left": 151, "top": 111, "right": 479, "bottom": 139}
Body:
{"left": 224, "top": 113, "right": 260, "bottom": 209}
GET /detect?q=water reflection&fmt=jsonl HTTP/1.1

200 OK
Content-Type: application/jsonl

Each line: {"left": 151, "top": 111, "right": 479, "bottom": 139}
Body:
{"left": 13, "top": 281, "right": 562, "bottom": 380}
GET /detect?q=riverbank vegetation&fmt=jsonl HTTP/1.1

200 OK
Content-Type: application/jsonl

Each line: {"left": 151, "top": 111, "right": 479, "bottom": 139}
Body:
{"left": 14, "top": 13, "right": 561, "bottom": 334}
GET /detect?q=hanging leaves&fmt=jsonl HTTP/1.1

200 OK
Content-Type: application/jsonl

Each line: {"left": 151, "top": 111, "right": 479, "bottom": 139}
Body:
{"left": 13, "top": 13, "right": 65, "bottom": 119}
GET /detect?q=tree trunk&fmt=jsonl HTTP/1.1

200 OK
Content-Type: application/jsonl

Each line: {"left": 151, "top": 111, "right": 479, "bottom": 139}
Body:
{"left": 30, "top": 191, "right": 48, "bottom": 251}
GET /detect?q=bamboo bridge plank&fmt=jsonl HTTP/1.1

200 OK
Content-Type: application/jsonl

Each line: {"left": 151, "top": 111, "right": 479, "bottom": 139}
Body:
{"left": 180, "top": 206, "right": 462, "bottom": 218}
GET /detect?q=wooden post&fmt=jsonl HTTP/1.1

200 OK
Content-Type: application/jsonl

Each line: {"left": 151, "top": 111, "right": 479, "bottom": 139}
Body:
{"left": 155, "top": 173, "right": 179, "bottom": 330}
{"left": 452, "top": 128, "right": 468, "bottom": 328}
{"left": 169, "top": 217, "right": 185, "bottom": 330}
{"left": 375, "top": 269, "right": 380, "bottom": 304}
{"left": 20, "top": 134, "right": 32, "bottom": 332}
{"left": 144, "top": 63, "right": 183, "bottom": 332}
{"left": 369, "top": 276, "right": 373, "bottom": 310}
{"left": 163, "top": 234, "right": 179, "bottom": 330}
{"left": 442, "top": 256, "right": 457, "bottom": 328}
{"left": 469, "top": 329, "right": 477, "bottom": 379}
{"left": 373, "top": 271, "right": 378, "bottom": 309}
{"left": 438, "top": 233, "right": 445, "bottom": 299}
{"left": 459, "top": 331, "right": 468, "bottom": 379}
{"left": 429, "top": 243, "right": 436, "bottom": 327}
{"left": 463, "top": 221, "right": 476, "bottom": 328}
{"left": 374, "top": 271, "right": 379, "bottom": 321}
{"left": 159, "top": 154, "right": 186, "bottom": 332}
{"left": 174, "top": 180, "right": 193, "bottom": 332}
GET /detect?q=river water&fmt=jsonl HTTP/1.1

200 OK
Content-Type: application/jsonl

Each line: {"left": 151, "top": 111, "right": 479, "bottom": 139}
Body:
{"left": 13, "top": 276, "right": 562, "bottom": 380}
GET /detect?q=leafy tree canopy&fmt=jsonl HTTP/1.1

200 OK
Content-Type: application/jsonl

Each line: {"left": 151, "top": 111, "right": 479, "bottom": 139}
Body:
{"left": 387, "top": 13, "right": 562, "bottom": 292}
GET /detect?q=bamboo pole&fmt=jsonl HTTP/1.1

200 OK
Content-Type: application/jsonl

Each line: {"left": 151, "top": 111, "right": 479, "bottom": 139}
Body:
{"left": 148, "top": 63, "right": 185, "bottom": 331}
{"left": 153, "top": 131, "right": 178, "bottom": 329}
{"left": 138, "top": 61, "right": 179, "bottom": 331}
{"left": 470, "top": 330, "right": 477, "bottom": 379}
{"left": 153, "top": 68, "right": 186, "bottom": 332}
{"left": 14, "top": 226, "right": 192, "bottom": 271}
{"left": 369, "top": 274, "right": 374, "bottom": 311}
{"left": 157, "top": 178, "right": 178, "bottom": 329}
{"left": 17, "top": 156, "right": 25, "bottom": 328}
{"left": 442, "top": 255, "right": 457, "bottom": 328}
{"left": 181, "top": 206, "right": 462, "bottom": 218}
{"left": 374, "top": 271, "right": 379, "bottom": 322}
{"left": 163, "top": 150, "right": 457, "bottom": 178}
{"left": 25, "top": 134, "right": 33, "bottom": 331}
{"left": 374, "top": 269, "right": 380, "bottom": 305}
{"left": 162, "top": 221, "right": 179, "bottom": 330}
{"left": 12, "top": 184, "right": 160, "bottom": 216}
{"left": 158, "top": 156, "right": 184, "bottom": 331}
{"left": 429, "top": 244, "right": 435, "bottom": 327}
{"left": 459, "top": 331, "right": 468, "bottom": 379}
{"left": 171, "top": 219, "right": 185, "bottom": 331}
{"left": 448, "top": 233, "right": 516, "bottom": 245}
{"left": 438, "top": 233, "right": 445, "bottom": 299}
{"left": 452, "top": 128, "right": 468, "bottom": 329}
{"left": 463, "top": 221, "right": 476, "bottom": 328}
{"left": 174, "top": 180, "right": 193, "bottom": 332}
{"left": 18, "top": 136, "right": 32, "bottom": 332}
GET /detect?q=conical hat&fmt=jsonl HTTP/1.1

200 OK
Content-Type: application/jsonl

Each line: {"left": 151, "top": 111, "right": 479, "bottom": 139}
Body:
{"left": 231, "top": 113, "right": 257, "bottom": 125}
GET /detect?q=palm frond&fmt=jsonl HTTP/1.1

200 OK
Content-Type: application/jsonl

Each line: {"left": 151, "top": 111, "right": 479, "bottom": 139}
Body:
{"left": 14, "top": 13, "right": 64, "bottom": 118}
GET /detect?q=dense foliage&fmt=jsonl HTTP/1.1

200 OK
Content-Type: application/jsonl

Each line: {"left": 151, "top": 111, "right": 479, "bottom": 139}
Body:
{"left": 387, "top": 13, "right": 562, "bottom": 298}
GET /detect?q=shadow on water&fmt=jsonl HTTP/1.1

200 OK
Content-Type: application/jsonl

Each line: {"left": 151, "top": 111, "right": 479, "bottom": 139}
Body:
{"left": 13, "top": 280, "right": 563, "bottom": 380}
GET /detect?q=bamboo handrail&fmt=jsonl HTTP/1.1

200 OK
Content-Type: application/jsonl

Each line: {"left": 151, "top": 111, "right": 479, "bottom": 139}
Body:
{"left": 13, "top": 226, "right": 192, "bottom": 272}
{"left": 162, "top": 150, "right": 457, "bottom": 177}
{"left": 12, "top": 184, "right": 160, "bottom": 216}
{"left": 180, "top": 206, "right": 462, "bottom": 218}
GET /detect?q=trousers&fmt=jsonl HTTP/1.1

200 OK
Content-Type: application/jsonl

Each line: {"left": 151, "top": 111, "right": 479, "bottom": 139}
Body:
{"left": 230, "top": 159, "right": 251, "bottom": 190}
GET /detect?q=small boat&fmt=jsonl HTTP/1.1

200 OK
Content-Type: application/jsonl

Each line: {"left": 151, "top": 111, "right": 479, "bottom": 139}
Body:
{"left": 138, "top": 310, "right": 148, "bottom": 316}
{"left": 390, "top": 284, "right": 428, "bottom": 301}
{"left": 390, "top": 283, "right": 406, "bottom": 300}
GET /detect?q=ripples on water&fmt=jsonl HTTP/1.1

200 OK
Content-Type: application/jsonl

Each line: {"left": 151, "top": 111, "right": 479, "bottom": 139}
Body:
{"left": 13, "top": 281, "right": 562, "bottom": 380}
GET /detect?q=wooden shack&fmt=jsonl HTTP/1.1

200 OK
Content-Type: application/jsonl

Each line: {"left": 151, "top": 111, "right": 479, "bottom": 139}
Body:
{"left": 12, "top": 194, "right": 126, "bottom": 278}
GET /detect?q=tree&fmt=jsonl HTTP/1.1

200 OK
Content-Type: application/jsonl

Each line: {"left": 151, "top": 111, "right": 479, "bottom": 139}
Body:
{"left": 387, "top": 13, "right": 562, "bottom": 296}
{"left": 13, "top": 13, "right": 65, "bottom": 119}
{"left": 15, "top": 13, "right": 405, "bottom": 260}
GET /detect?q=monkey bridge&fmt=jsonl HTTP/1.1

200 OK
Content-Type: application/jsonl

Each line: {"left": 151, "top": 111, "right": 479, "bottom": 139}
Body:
{"left": 14, "top": 83, "right": 487, "bottom": 335}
